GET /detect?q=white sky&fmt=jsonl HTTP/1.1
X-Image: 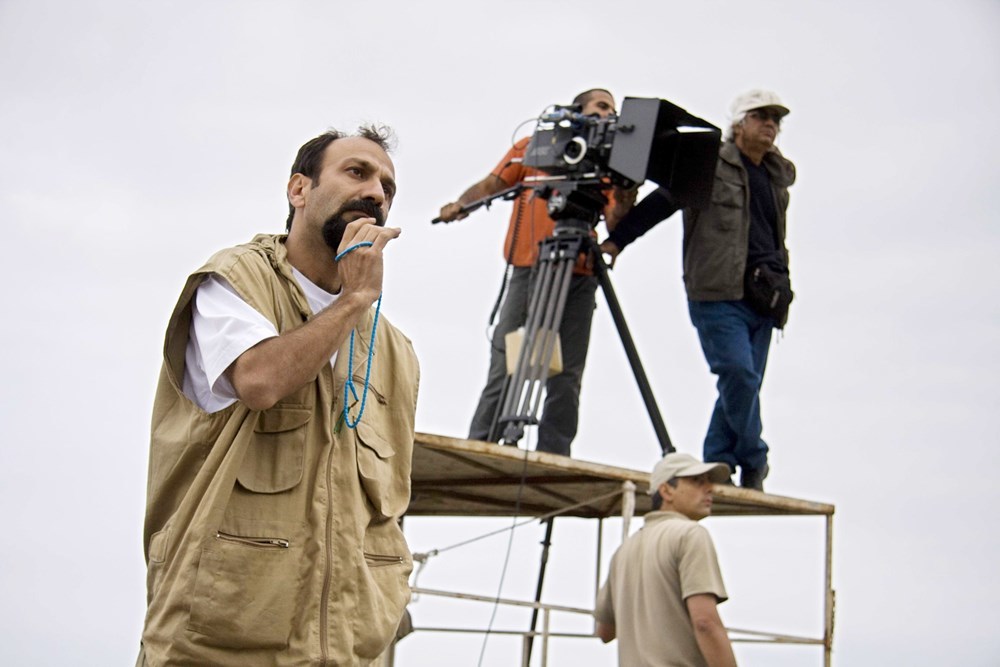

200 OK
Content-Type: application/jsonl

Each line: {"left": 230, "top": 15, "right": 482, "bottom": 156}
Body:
{"left": 1, "top": 1, "right": 998, "bottom": 665}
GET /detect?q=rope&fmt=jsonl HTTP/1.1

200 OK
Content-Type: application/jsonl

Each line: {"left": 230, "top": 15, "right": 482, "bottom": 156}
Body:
{"left": 334, "top": 241, "right": 380, "bottom": 429}
{"left": 411, "top": 486, "right": 624, "bottom": 563}
{"left": 477, "top": 445, "right": 533, "bottom": 666}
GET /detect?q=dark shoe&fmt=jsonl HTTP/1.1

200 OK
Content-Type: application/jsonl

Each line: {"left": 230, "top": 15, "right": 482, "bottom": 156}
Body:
{"left": 740, "top": 463, "right": 769, "bottom": 491}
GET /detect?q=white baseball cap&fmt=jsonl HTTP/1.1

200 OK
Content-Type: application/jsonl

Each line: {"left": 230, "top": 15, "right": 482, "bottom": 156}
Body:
{"left": 729, "top": 89, "right": 790, "bottom": 122}
{"left": 649, "top": 453, "right": 731, "bottom": 495}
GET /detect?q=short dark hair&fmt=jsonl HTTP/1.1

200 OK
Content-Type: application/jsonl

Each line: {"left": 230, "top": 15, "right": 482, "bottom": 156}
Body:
{"left": 651, "top": 490, "right": 663, "bottom": 511}
{"left": 572, "top": 88, "right": 613, "bottom": 109}
{"left": 650, "top": 477, "right": 679, "bottom": 511}
{"left": 285, "top": 124, "right": 396, "bottom": 231}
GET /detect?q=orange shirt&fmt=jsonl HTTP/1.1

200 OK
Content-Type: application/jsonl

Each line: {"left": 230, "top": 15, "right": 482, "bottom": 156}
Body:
{"left": 492, "top": 137, "right": 615, "bottom": 273}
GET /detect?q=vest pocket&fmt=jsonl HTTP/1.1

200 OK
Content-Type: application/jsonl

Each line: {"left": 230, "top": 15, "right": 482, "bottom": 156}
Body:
{"left": 353, "top": 521, "right": 412, "bottom": 658}
{"left": 146, "top": 528, "right": 169, "bottom": 600}
{"left": 355, "top": 419, "right": 408, "bottom": 519}
{"left": 237, "top": 405, "right": 310, "bottom": 493}
{"left": 710, "top": 177, "right": 744, "bottom": 229}
{"left": 187, "top": 528, "right": 301, "bottom": 648}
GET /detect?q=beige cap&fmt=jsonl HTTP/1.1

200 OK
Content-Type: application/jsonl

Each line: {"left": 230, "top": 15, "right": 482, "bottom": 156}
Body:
{"left": 729, "top": 89, "right": 790, "bottom": 122}
{"left": 649, "top": 452, "right": 731, "bottom": 494}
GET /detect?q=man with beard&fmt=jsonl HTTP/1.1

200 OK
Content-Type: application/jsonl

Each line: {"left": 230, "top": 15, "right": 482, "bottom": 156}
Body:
{"left": 138, "top": 127, "right": 420, "bottom": 665}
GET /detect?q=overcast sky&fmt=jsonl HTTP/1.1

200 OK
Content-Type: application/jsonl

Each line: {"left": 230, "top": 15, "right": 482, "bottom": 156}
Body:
{"left": 1, "top": 1, "right": 998, "bottom": 665}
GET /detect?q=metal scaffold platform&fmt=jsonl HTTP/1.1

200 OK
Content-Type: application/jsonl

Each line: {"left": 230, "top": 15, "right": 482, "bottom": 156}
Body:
{"left": 399, "top": 432, "right": 836, "bottom": 666}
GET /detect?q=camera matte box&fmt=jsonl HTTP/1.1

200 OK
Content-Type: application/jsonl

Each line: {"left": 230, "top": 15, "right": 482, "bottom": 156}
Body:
{"left": 609, "top": 98, "right": 721, "bottom": 210}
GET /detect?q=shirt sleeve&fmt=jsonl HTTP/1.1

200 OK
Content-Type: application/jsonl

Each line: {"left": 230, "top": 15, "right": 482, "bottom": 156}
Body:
{"left": 491, "top": 139, "right": 528, "bottom": 187}
{"left": 678, "top": 524, "right": 729, "bottom": 604}
{"left": 593, "top": 571, "right": 615, "bottom": 624}
{"left": 607, "top": 187, "right": 680, "bottom": 250}
{"left": 181, "top": 274, "right": 279, "bottom": 412}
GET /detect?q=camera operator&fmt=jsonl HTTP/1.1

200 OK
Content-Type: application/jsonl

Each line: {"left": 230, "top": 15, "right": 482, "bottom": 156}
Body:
{"left": 438, "top": 88, "right": 633, "bottom": 457}
{"left": 600, "top": 90, "right": 796, "bottom": 491}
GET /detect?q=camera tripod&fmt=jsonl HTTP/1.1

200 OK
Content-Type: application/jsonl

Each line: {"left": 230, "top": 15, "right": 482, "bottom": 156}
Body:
{"left": 436, "top": 177, "right": 678, "bottom": 663}
{"left": 485, "top": 180, "right": 677, "bottom": 661}
{"left": 479, "top": 181, "right": 675, "bottom": 456}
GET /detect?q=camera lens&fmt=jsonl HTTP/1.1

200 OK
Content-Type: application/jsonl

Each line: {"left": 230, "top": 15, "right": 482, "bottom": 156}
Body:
{"left": 563, "top": 137, "right": 588, "bottom": 165}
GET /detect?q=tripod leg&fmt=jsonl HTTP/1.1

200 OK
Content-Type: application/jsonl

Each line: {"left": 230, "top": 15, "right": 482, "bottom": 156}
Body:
{"left": 472, "top": 268, "right": 531, "bottom": 444}
{"left": 498, "top": 242, "right": 578, "bottom": 445}
{"left": 523, "top": 258, "right": 575, "bottom": 426}
{"left": 498, "top": 259, "right": 559, "bottom": 444}
{"left": 486, "top": 375, "right": 512, "bottom": 443}
{"left": 590, "top": 246, "right": 675, "bottom": 454}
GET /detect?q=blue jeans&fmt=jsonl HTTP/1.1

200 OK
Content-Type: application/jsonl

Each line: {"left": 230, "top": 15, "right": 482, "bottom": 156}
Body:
{"left": 688, "top": 299, "right": 773, "bottom": 473}
{"left": 468, "top": 267, "right": 597, "bottom": 456}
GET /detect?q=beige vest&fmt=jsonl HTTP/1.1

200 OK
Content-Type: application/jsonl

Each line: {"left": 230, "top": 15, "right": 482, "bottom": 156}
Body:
{"left": 142, "top": 234, "right": 419, "bottom": 666}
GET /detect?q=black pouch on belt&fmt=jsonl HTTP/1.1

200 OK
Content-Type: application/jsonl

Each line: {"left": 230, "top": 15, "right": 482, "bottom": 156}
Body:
{"left": 744, "top": 263, "right": 794, "bottom": 326}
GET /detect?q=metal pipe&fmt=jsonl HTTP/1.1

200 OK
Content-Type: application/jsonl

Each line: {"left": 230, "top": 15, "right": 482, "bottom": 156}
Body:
{"left": 824, "top": 513, "right": 835, "bottom": 667}
{"left": 526, "top": 518, "right": 556, "bottom": 661}
{"left": 541, "top": 608, "right": 551, "bottom": 667}
{"left": 595, "top": 517, "right": 604, "bottom": 599}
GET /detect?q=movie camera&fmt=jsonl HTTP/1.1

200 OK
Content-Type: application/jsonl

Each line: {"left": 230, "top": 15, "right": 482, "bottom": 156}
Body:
{"left": 522, "top": 97, "right": 722, "bottom": 218}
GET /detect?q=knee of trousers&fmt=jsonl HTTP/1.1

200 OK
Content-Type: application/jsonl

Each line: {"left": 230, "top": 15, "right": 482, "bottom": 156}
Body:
{"left": 712, "top": 362, "right": 762, "bottom": 390}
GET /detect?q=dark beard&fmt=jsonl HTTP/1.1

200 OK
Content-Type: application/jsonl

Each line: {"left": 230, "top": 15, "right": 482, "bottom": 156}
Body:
{"left": 321, "top": 199, "right": 386, "bottom": 252}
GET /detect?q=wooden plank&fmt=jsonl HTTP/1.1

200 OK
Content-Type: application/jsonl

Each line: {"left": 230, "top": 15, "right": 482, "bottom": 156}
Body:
{"left": 408, "top": 432, "right": 835, "bottom": 518}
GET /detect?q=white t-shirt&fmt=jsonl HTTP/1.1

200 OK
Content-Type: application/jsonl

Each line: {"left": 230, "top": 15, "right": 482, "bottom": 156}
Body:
{"left": 182, "top": 267, "right": 339, "bottom": 413}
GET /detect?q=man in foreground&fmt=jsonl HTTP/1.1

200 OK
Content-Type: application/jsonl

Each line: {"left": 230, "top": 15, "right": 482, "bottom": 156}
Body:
{"left": 139, "top": 126, "right": 419, "bottom": 665}
{"left": 595, "top": 452, "right": 737, "bottom": 666}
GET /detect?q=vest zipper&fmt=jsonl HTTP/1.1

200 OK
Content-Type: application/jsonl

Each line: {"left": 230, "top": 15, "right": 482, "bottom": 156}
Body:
{"left": 319, "top": 398, "right": 336, "bottom": 666}
{"left": 216, "top": 532, "right": 290, "bottom": 548}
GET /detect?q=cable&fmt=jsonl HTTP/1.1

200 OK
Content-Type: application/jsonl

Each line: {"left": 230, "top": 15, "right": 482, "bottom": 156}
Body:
{"left": 412, "top": 487, "right": 623, "bottom": 561}
{"left": 476, "top": 438, "right": 532, "bottom": 667}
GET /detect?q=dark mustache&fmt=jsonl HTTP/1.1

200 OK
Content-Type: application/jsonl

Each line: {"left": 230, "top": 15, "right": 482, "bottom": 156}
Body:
{"left": 337, "top": 199, "right": 385, "bottom": 226}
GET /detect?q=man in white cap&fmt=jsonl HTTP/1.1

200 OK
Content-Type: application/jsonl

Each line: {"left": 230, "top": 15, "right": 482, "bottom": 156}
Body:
{"left": 600, "top": 90, "right": 797, "bottom": 491}
{"left": 594, "top": 452, "right": 737, "bottom": 667}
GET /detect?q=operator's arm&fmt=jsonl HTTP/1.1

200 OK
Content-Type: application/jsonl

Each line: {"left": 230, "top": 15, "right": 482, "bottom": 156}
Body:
{"left": 228, "top": 220, "right": 399, "bottom": 410}
{"left": 438, "top": 174, "right": 508, "bottom": 222}
{"left": 604, "top": 185, "right": 638, "bottom": 232}
{"left": 599, "top": 187, "right": 680, "bottom": 266}
{"left": 595, "top": 621, "right": 616, "bottom": 643}
{"left": 686, "top": 594, "right": 737, "bottom": 667}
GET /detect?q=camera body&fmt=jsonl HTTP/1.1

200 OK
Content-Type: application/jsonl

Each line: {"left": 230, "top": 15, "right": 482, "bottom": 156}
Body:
{"left": 524, "top": 97, "right": 723, "bottom": 211}
{"left": 522, "top": 105, "right": 619, "bottom": 182}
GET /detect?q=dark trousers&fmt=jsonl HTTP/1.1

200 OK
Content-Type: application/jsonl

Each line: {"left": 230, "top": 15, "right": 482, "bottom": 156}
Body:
{"left": 468, "top": 266, "right": 597, "bottom": 456}
{"left": 688, "top": 299, "right": 773, "bottom": 473}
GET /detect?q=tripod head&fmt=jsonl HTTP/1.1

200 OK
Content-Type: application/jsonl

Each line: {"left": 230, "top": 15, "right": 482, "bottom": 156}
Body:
{"left": 535, "top": 178, "right": 608, "bottom": 233}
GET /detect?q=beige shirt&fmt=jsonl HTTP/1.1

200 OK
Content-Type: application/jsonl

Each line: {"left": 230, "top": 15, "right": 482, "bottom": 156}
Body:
{"left": 594, "top": 511, "right": 728, "bottom": 667}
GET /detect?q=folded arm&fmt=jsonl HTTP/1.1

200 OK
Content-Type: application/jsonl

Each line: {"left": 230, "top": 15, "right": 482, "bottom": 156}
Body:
{"left": 229, "top": 221, "right": 399, "bottom": 410}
